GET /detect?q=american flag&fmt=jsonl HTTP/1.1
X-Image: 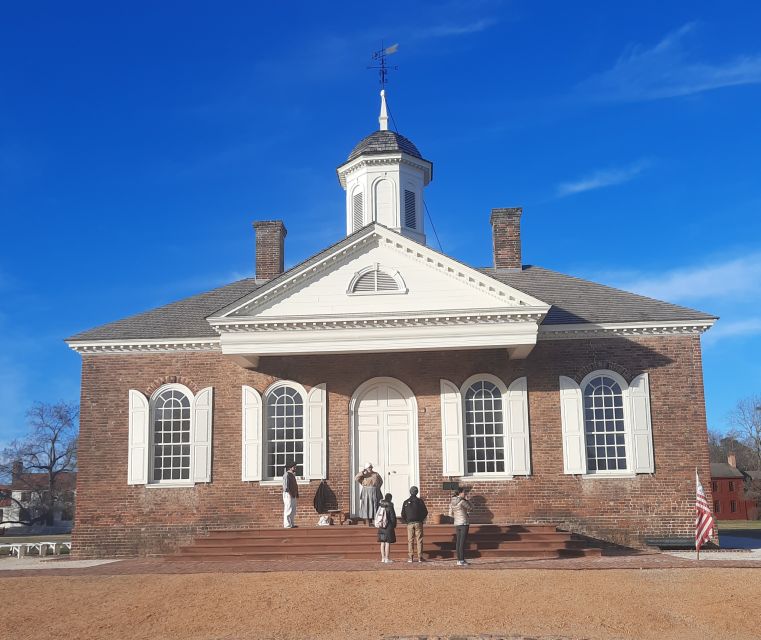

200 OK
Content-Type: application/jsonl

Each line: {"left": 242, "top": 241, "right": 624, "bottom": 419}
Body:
{"left": 696, "top": 469, "right": 715, "bottom": 551}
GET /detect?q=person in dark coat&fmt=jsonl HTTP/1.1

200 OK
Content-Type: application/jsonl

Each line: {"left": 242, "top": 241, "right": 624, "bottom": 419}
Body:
{"left": 401, "top": 486, "right": 428, "bottom": 562}
{"left": 376, "top": 493, "right": 397, "bottom": 563}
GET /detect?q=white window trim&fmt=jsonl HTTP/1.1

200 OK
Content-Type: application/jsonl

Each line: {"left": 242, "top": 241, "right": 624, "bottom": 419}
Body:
{"left": 346, "top": 263, "right": 408, "bottom": 296}
{"left": 459, "top": 373, "right": 512, "bottom": 479}
{"left": 262, "top": 380, "right": 309, "bottom": 482}
{"left": 579, "top": 370, "right": 633, "bottom": 478}
{"left": 148, "top": 383, "right": 196, "bottom": 486}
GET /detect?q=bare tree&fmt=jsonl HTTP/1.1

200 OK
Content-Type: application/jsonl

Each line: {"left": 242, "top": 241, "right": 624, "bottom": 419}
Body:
{"left": 727, "top": 395, "right": 761, "bottom": 471}
{"left": 0, "top": 402, "right": 78, "bottom": 526}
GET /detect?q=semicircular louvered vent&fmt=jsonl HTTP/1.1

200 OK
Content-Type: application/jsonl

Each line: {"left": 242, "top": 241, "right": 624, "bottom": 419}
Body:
{"left": 349, "top": 266, "right": 406, "bottom": 295}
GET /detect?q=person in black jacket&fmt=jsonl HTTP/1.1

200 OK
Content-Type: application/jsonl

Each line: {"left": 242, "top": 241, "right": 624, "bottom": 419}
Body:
{"left": 401, "top": 486, "right": 428, "bottom": 562}
{"left": 376, "top": 493, "right": 397, "bottom": 563}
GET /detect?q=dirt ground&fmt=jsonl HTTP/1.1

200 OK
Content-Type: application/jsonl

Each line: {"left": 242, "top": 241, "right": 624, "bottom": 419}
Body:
{"left": 3, "top": 568, "right": 758, "bottom": 640}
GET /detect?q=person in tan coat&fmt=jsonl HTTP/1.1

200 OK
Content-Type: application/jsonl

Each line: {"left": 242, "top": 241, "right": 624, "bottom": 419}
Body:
{"left": 449, "top": 486, "right": 472, "bottom": 566}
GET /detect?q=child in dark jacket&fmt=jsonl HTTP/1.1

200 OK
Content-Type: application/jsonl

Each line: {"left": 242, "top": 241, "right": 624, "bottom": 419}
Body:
{"left": 376, "top": 493, "right": 397, "bottom": 563}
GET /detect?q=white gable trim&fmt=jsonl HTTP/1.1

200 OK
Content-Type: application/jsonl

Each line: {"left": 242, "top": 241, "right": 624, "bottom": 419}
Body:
{"left": 210, "top": 225, "right": 549, "bottom": 320}
{"left": 538, "top": 319, "right": 716, "bottom": 340}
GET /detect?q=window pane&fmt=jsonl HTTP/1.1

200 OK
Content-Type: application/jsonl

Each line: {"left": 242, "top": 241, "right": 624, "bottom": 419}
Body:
{"left": 583, "top": 375, "right": 627, "bottom": 473}
{"left": 152, "top": 388, "right": 193, "bottom": 482}
{"left": 464, "top": 380, "right": 505, "bottom": 475}
{"left": 265, "top": 385, "right": 305, "bottom": 478}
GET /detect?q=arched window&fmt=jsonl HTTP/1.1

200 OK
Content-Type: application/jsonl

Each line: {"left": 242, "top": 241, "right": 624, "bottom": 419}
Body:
{"left": 583, "top": 375, "right": 627, "bottom": 472}
{"left": 265, "top": 384, "right": 305, "bottom": 480}
{"left": 348, "top": 264, "right": 407, "bottom": 295}
{"left": 128, "top": 384, "right": 213, "bottom": 486}
{"left": 464, "top": 379, "right": 506, "bottom": 474}
{"left": 151, "top": 386, "right": 192, "bottom": 482}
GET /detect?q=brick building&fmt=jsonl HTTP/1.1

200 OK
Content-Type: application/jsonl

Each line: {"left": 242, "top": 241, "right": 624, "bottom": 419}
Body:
{"left": 711, "top": 454, "right": 758, "bottom": 520}
{"left": 67, "top": 92, "right": 717, "bottom": 557}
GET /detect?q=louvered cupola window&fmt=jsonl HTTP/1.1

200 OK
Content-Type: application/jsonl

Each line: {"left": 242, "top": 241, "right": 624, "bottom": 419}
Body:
{"left": 404, "top": 189, "right": 416, "bottom": 228}
{"left": 352, "top": 191, "right": 364, "bottom": 232}
{"left": 348, "top": 265, "right": 407, "bottom": 295}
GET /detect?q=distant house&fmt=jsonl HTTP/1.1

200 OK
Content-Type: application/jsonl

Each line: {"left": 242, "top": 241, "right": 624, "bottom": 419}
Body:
{"left": 710, "top": 454, "right": 758, "bottom": 520}
{"left": 0, "top": 463, "right": 76, "bottom": 532}
{"left": 0, "top": 487, "right": 11, "bottom": 532}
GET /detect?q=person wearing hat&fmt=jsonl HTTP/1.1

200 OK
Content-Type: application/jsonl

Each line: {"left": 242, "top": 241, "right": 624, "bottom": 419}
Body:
{"left": 401, "top": 486, "right": 429, "bottom": 562}
{"left": 282, "top": 460, "right": 299, "bottom": 528}
{"left": 354, "top": 462, "right": 383, "bottom": 526}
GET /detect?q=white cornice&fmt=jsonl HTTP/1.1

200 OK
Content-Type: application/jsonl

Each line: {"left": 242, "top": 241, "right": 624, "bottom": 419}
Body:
{"left": 66, "top": 337, "right": 221, "bottom": 355}
{"left": 219, "top": 320, "right": 540, "bottom": 357}
{"left": 336, "top": 152, "right": 432, "bottom": 187}
{"left": 538, "top": 319, "right": 716, "bottom": 340}
{"left": 210, "top": 308, "right": 548, "bottom": 333}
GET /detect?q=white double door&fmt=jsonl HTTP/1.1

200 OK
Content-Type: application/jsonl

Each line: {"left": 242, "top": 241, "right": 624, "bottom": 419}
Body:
{"left": 352, "top": 378, "right": 418, "bottom": 516}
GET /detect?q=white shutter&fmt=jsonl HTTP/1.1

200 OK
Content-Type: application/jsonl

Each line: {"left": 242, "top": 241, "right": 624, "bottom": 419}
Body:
{"left": 306, "top": 383, "right": 327, "bottom": 480}
{"left": 242, "top": 386, "right": 263, "bottom": 481}
{"left": 560, "top": 376, "right": 587, "bottom": 474}
{"left": 506, "top": 377, "right": 531, "bottom": 475}
{"left": 127, "top": 389, "right": 149, "bottom": 485}
{"left": 192, "top": 387, "right": 213, "bottom": 483}
{"left": 440, "top": 379, "right": 464, "bottom": 477}
{"left": 629, "top": 373, "right": 655, "bottom": 473}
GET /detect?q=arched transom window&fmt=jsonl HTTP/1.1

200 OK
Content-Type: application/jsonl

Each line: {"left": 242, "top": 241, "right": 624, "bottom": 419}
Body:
{"left": 152, "top": 387, "right": 192, "bottom": 482}
{"left": 348, "top": 264, "right": 406, "bottom": 295}
{"left": 265, "top": 385, "right": 304, "bottom": 479}
{"left": 583, "top": 375, "right": 627, "bottom": 472}
{"left": 464, "top": 380, "right": 506, "bottom": 474}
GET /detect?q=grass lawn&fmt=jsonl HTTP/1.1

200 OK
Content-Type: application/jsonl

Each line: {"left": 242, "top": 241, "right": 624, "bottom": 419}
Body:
{"left": 717, "top": 520, "right": 761, "bottom": 531}
{"left": 0, "top": 533, "right": 71, "bottom": 543}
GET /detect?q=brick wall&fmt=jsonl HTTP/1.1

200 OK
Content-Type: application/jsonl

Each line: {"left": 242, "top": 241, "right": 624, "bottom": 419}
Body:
{"left": 73, "top": 334, "right": 712, "bottom": 557}
{"left": 252, "top": 220, "right": 286, "bottom": 280}
{"left": 490, "top": 208, "right": 522, "bottom": 269}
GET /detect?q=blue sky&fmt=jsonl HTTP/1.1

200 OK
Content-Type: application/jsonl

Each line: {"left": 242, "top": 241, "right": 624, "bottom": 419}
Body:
{"left": 1, "top": 1, "right": 760, "bottom": 443}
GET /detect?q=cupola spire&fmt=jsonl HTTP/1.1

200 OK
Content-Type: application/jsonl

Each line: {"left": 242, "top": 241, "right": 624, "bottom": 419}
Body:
{"left": 379, "top": 89, "right": 389, "bottom": 131}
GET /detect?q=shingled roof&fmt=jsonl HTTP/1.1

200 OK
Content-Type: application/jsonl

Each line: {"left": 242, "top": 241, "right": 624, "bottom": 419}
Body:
{"left": 710, "top": 463, "right": 747, "bottom": 479}
{"left": 482, "top": 266, "right": 716, "bottom": 325}
{"left": 67, "top": 260, "right": 714, "bottom": 343}
{"left": 67, "top": 278, "right": 260, "bottom": 341}
{"left": 347, "top": 130, "right": 424, "bottom": 162}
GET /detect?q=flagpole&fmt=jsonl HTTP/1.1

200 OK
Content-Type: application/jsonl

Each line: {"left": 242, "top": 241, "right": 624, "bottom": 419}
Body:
{"left": 696, "top": 468, "right": 700, "bottom": 562}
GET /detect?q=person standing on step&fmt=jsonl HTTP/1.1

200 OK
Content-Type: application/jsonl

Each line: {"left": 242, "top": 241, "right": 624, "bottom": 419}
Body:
{"left": 401, "top": 486, "right": 428, "bottom": 563}
{"left": 354, "top": 462, "right": 383, "bottom": 526}
{"left": 449, "top": 486, "right": 472, "bottom": 566}
{"left": 282, "top": 460, "right": 299, "bottom": 529}
{"left": 376, "top": 493, "right": 397, "bottom": 563}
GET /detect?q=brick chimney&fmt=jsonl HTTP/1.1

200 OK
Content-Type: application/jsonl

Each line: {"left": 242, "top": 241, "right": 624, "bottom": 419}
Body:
{"left": 728, "top": 452, "right": 737, "bottom": 468}
{"left": 490, "top": 207, "right": 522, "bottom": 270}
{"left": 253, "top": 220, "right": 287, "bottom": 280}
{"left": 11, "top": 460, "right": 22, "bottom": 482}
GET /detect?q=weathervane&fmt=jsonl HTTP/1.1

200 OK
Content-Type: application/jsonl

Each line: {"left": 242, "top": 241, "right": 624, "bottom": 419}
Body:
{"left": 368, "top": 42, "right": 399, "bottom": 89}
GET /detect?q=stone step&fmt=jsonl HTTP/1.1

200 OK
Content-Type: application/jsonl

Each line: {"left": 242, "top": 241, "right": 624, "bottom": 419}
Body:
{"left": 179, "top": 539, "right": 590, "bottom": 554}
{"left": 195, "top": 532, "right": 575, "bottom": 546}
{"left": 168, "top": 547, "right": 602, "bottom": 562}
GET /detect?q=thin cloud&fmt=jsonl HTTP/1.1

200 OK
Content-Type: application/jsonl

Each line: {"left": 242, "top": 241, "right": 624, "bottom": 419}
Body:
{"left": 415, "top": 18, "right": 497, "bottom": 39}
{"left": 617, "top": 252, "right": 761, "bottom": 302}
{"left": 556, "top": 160, "right": 649, "bottom": 197}
{"left": 577, "top": 23, "right": 761, "bottom": 103}
{"left": 703, "top": 318, "right": 761, "bottom": 345}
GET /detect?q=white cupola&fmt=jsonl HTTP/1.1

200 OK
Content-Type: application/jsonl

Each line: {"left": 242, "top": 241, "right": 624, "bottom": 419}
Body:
{"left": 337, "top": 90, "right": 433, "bottom": 244}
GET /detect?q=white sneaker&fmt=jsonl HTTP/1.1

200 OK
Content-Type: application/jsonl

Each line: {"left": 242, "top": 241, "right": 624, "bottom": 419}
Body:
{"left": 407, "top": 559, "right": 414, "bottom": 563}
{"left": 457, "top": 560, "right": 466, "bottom": 566}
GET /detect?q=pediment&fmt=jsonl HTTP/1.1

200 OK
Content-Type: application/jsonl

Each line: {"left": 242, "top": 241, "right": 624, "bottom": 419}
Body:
{"left": 210, "top": 225, "right": 548, "bottom": 323}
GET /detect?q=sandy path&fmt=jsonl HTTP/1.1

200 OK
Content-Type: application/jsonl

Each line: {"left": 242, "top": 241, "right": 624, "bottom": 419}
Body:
{"left": 3, "top": 568, "right": 757, "bottom": 639}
